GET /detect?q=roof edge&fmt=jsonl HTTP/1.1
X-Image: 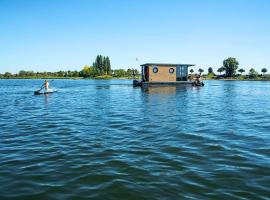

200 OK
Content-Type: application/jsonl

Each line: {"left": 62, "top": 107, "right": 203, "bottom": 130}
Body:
{"left": 140, "top": 63, "right": 195, "bottom": 67}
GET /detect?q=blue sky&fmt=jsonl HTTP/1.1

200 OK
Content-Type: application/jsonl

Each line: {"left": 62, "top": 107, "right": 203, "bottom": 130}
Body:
{"left": 0, "top": 0, "right": 270, "bottom": 73}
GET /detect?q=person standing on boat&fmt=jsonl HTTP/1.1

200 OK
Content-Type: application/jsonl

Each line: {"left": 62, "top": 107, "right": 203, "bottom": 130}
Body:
{"left": 193, "top": 75, "right": 202, "bottom": 85}
{"left": 44, "top": 80, "right": 49, "bottom": 91}
{"left": 198, "top": 75, "right": 202, "bottom": 83}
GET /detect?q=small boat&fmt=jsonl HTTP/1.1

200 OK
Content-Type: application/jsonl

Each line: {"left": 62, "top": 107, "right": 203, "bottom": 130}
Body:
{"left": 192, "top": 81, "right": 204, "bottom": 87}
{"left": 133, "top": 80, "right": 142, "bottom": 87}
{"left": 34, "top": 89, "right": 57, "bottom": 95}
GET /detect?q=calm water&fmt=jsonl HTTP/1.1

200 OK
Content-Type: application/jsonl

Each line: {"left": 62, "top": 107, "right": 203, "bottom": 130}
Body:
{"left": 0, "top": 79, "right": 270, "bottom": 200}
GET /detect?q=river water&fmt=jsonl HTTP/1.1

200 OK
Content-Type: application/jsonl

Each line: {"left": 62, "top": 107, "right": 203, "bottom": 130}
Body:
{"left": 0, "top": 79, "right": 269, "bottom": 199}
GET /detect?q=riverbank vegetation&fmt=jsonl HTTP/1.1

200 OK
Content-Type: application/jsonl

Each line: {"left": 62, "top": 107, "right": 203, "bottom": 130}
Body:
{"left": 1, "top": 56, "right": 269, "bottom": 81}
{"left": 190, "top": 57, "right": 270, "bottom": 81}
{"left": 0, "top": 55, "right": 140, "bottom": 79}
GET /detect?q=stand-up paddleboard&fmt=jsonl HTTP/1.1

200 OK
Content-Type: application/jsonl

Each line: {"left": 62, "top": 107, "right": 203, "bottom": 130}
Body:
{"left": 34, "top": 80, "right": 57, "bottom": 95}
{"left": 34, "top": 89, "right": 57, "bottom": 95}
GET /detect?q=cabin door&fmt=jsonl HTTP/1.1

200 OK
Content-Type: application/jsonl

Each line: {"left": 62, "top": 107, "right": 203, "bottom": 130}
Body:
{"left": 145, "top": 66, "right": 149, "bottom": 82}
{"left": 176, "top": 65, "right": 187, "bottom": 81}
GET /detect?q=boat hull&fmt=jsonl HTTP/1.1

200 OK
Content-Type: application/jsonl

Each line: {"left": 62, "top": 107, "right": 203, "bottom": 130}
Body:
{"left": 142, "top": 81, "right": 193, "bottom": 86}
{"left": 34, "top": 89, "right": 57, "bottom": 95}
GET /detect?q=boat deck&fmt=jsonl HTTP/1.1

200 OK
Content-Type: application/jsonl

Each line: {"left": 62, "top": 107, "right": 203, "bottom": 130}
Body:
{"left": 142, "top": 81, "right": 193, "bottom": 86}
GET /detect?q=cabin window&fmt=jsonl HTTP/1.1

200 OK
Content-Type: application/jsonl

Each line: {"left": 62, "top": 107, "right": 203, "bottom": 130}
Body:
{"left": 153, "top": 67, "right": 158, "bottom": 73}
{"left": 169, "top": 68, "right": 174, "bottom": 74}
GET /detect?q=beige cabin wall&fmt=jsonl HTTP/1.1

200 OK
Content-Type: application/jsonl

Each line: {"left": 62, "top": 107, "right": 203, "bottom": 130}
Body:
{"left": 149, "top": 66, "right": 176, "bottom": 82}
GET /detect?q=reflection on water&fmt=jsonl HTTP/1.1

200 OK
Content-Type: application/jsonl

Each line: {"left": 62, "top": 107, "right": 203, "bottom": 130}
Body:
{"left": 142, "top": 86, "right": 177, "bottom": 94}
{"left": 0, "top": 79, "right": 270, "bottom": 200}
{"left": 141, "top": 85, "right": 199, "bottom": 95}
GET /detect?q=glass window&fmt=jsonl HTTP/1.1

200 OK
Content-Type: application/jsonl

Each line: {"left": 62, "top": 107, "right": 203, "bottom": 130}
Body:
{"left": 169, "top": 68, "right": 174, "bottom": 74}
{"left": 153, "top": 67, "right": 158, "bottom": 73}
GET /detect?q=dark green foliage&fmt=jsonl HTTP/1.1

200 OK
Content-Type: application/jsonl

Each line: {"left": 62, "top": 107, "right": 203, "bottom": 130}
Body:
{"left": 92, "top": 55, "right": 112, "bottom": 75}
{"left": 198, "top": 68, "right": 204, "bottom": 74}
{"left": 249, "top": 68, "right": 258, "bottom": 78}
{"left": 127, "top": 69, "right": 139, "bottom": 77}
{"left": 0, "top": 70, "right": 81, "bottom": 79}
{"left": 208, "top": 67, "right": 214, "bottom": 75}
{"left": 223, "top": 57, "right": 239, "bottom": 77}
{"left": 112, "top": 69, "right": 126, "bottom": 77}
{"left": 3, "top": 72, "right": 12, "bottom": 78}
{"left": 86, "top": 55, "right": 139, "bottom": 78}
{"left": 105, "top": 56, "right": 111, "bottom": 75}
{"left": 217, "top": 67, "right": 225, "bottom": 74}
{"left": 261, "top": 68, "right": 267, "bottom": 74}
{"left": 238, "top": 68, "right": 245, "bottom": 74}
{"left": 19, "top": 70, "right": 35, "bottom": 76}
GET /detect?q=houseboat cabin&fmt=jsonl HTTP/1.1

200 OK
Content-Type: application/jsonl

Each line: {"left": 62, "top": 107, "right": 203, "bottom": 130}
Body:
{"left": 140, "top": 63, "right": 195, "bottom": 85}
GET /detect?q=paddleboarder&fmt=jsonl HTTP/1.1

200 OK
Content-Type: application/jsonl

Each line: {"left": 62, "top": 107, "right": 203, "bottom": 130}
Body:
{"left": 34, "top": 80, "right": 56, "bottom": 95}
{"left": 44, "top": 80, "right": 49, "bottom": 91}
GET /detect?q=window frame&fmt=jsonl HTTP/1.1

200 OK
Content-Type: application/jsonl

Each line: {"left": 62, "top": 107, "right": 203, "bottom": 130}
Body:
{"left": 152, "top": 66, "right": 158, "bottom": 73}
{"left": 169, "top": 68, "right": 175, "bottom": 74}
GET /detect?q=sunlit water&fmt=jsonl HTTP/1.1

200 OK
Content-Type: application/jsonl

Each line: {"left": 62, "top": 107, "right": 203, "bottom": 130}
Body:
{"left": 0, "top": 79, "right": 269, "bottom": 199}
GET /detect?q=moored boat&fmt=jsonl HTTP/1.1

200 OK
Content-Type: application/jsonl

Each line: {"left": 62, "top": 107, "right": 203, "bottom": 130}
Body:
{"left": 192, "top": 81, "right": 204, "bottom": 87}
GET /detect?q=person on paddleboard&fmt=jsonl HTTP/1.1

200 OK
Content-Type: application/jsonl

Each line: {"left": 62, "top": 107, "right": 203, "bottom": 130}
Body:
{"left": 34, "top": 80, "right": 55, "bottom": 95}
{"left": 44, "top": 80, "right": 49, "bottom": 91}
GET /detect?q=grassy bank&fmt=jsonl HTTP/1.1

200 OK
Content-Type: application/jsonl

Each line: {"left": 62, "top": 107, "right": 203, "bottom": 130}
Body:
{"left": 0, "top": 75, "right": 140, "bottom": 80}
{"left": 202, "top": 74, "right": 270, "bottom": 81}
{"left": 0, "top": 76, "right": 83, "bottom": 79}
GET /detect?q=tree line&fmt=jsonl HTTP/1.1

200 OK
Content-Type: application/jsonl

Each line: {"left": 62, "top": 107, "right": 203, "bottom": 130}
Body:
{"left": 1, "top": 56, "right": 268, "bottom": 79}
{"left": 80, "top": 55, "right": 139, "bottom": 78}
{"left": 0, "top": 55, "right": 139, "bottom": 79}
{"left": 190, "top": 57, "right": 268, "bottom": 79}
{"left": 0, "top": 70, "right": 81, "bottom": 79}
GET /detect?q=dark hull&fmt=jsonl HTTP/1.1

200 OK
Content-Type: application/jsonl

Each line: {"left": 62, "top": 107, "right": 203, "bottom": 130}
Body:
{"left": 142, "top": 81, "right": 193, "bottom": 86}
{"left": 133, "top": 80, "right": 204, "bottom": 87}
{"left": 192, "top": 82, "right": 205, "bottom": 87}
{"left": 34, "top": 90, "right": 56, "bottom": 95}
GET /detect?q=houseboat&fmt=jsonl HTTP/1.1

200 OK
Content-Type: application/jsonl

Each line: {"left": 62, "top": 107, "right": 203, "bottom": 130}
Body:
{"left": 133, "top": 63, "right": 204, "bottom": 86}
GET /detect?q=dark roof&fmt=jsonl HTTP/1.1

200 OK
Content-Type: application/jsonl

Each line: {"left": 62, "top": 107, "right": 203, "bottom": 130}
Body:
{"left": 141, "top": 63, "right": 195, "bottom": 67}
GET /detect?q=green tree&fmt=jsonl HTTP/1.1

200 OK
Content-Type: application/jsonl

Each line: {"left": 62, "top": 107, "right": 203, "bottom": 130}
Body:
{"left": 81, "top": 65, "right": 92, "bottom": 77}
{"left": 190, "top": 69, "right": 194, "bottom": 74}
{"left": 19, "top": 70, "right": 27, "bottom": 76}
{"left": 73, "top": 70, "right": 79, "bottom": 77}
{"left": 208, "top": 67, "right": 214, "bottom": 74}
{"left": 127, "top": 69, "right": 132, "bottom": 77}
{"left": 4, "top": 72, "right": 12, "bottom": 78}
{"left": 249, "top": 68, "right": 258, "bottom": 78}
{"left": 93, "top": 55, "right": 103, "bottom": 75}
{"left": 198, "top": 68, "right": 204, "bottom": 74}
{"left": 134, "top": 69, "right": 139, "bottom": 76}
{"left": 113, "top": 69, "right": 126, "bottom": 77}
{"left": 105, "top": 56, "right": 111, "bottom": 75}
{"left": 217, "top": 67, "right": 225, "bottom": 75}
{"left": 223, "top": 57, "right": 239, "bottom": 77}
{"left": 261, "top": 68, "right": 267, "bottom": 75}
{"left": 238, "top": 68, "right": 245, "bottom": 75}
{"left": 19, "top": 70, "right": 35, "bottom": 77}
{"left": 92, "top": 55, "right": 111, "bottom": 75}
{"left": 102, "top": 56, "right": 107, "bottom": 74}
{"left": 57, "top": 70, "right": 65, "bottom": 77}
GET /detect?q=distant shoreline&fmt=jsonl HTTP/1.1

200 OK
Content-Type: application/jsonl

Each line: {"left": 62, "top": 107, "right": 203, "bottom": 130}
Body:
{"left": 0, "top": 76, "right": 137, "bottom": 80}
{"left": 203, "top": 78, "right": 270, "bottom": 81}
{"left": 1, "top": 77, "right": 270, "bottom": 82}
